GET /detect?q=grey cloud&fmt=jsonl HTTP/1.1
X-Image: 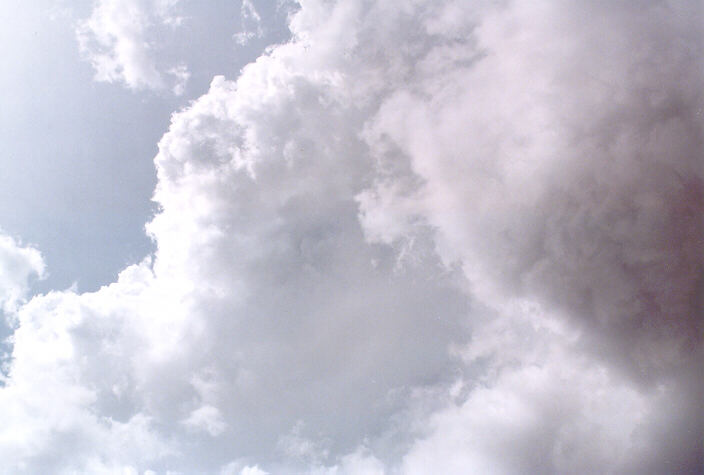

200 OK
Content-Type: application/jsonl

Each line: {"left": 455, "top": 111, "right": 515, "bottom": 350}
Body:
{"left": 363, "top": 0, "right": 704, "bottom": 382}
{"left": 361, "top": 0, "right": 703, "bottom": 472}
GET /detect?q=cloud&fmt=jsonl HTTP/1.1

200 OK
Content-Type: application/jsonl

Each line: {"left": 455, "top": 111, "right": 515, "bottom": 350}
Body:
{"left": 182, "top": 404, "right": 227, "bottom": 436}
{"left": 361, "top": 0, "right": 704, "bottom": 379}
{"left": 219, "top": 463, "right": 269, "bottom": 475}
{"left": 234, "top": 0, "right": 264, "bottom": 46}
{"left": 76, "top": 0, "right": 189, "bottom": 94}
{"left": 2, "top": 0, "right": 702, "bottom": 473}
{"left": 401, "top": 301, "right": 702, "bottom": 474}
{"left": 357, "top": 0, "right": 704, "bottom": 471}
{"left": 2, "top": 2, "right": 469, "bottom": 470}
{"left": 0, "top": 232, "right": 44, "bottom": 315}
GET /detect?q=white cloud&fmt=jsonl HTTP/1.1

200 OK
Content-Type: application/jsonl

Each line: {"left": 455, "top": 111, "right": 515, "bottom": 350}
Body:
{"left": 317, "top": 448, "right": 385, "bottom": 475}
{"left": 76, "top": 0, "right": 189, "bottom": 93}
{"left": 219, "top": 461, "right": 269, "bottom": 475}
{"left": 1, "top": 3, "right": 469, "bottom": 470}
{"left": 240, "top": 466, "right": 269, "bottom": 475}
{"left": 182, "top": 404, "right": 227, "bottom": 436}
{"left": 1, "top": 0, "right": 702, "bottom": 473}
{"left": 234, "top": 0, "right": 264, "bottom": 46}
{"left": 0, "top": 262, "right": 173, "bottom": 472}
{"left": 0, "top": 232, "right": 44, "bottom": 315}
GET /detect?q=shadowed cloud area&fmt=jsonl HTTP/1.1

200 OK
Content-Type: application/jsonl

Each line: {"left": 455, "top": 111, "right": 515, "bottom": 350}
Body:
{"left": 0, "top": 0, "right": 702, "bottom": 473}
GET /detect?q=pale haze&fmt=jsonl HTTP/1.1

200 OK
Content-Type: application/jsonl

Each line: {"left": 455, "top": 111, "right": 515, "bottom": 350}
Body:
{"left": 0, "top": 1, "right": 702, "bottom": 474}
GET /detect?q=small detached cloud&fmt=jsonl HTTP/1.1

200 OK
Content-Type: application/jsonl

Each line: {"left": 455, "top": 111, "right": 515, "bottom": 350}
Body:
{"left": 0, "top": 232, "right": 45, "bottom": 315}
{"left": 76, "top": 0, "right": 189, "bottom": 94}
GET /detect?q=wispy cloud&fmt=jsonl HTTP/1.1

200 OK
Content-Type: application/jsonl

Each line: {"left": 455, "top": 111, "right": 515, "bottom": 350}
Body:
{"left": 234, "top": 0, "right": 264, "bottom": 46}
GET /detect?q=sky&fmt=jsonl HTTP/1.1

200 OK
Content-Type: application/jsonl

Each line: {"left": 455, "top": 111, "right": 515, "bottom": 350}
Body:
{"left": 0, "top": 1, "right": 702, "bottom": 474}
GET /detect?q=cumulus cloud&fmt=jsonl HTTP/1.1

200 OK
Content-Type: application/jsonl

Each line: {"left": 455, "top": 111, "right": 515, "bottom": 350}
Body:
{"left": 361, "top": 0, "right": 704, "bottom": 382}
{"left": 1, "top": 0, "right": 702, "bottom": 473}
{"left": 358, "top": 0, "right": 703, "bottom": 470}
{"left": 76, "top": 0, "right": 189, "bottom": 93}
{"left": 402, "top": 301, "right": 702, "bottom": 474}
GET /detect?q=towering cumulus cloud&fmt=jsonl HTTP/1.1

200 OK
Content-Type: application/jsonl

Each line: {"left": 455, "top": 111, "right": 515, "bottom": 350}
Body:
{"left": 1, "top": 0, "right": 702, "bottom": 473}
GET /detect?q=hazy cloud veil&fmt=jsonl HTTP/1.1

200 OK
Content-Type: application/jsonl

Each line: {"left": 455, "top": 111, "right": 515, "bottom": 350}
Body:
{"left": 1, "top": 0, "right": 702, "bottom": 473}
